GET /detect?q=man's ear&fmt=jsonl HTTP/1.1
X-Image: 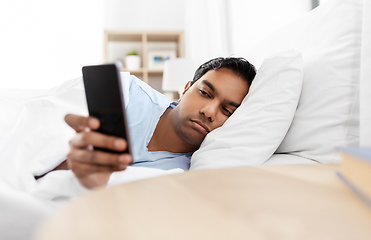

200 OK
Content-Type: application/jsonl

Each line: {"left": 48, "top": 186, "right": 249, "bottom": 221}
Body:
{"left": 178, "top": 81, "right": 192, "bottom": 102}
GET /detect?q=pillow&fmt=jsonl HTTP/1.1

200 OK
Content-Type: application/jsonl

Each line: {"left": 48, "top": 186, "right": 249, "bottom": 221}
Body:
{"left": 247, "top": 0, "right": 362, "bottom": 164}
{"left": 190, "top": 50, "right": 303, "bottom": 170}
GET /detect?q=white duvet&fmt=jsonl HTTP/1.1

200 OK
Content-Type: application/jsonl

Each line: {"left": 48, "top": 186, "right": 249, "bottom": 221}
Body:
{"left": 0, "top": 74, "right": 182, "bottom": 240}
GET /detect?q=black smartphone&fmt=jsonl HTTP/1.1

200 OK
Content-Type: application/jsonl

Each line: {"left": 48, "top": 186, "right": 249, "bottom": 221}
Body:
{"left": 82, "top": 63, "right": 132, "bottom": 154}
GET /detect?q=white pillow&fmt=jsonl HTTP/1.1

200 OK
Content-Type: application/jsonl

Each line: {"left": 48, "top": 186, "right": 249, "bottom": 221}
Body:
{"left": 247, "top": 0, "right": 362, "bottom": 163}
{"left": 190, "top": 50, "right": 303, "bottom": 170}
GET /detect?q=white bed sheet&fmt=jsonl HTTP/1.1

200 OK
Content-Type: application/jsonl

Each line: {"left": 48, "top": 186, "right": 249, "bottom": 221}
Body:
{"left": 360, "top": 0, "right": 371, "bottom": 146}
{"left": 0, "top": 73, "right": 185, "bottom": 240}
{"left": 0, "top": 181, "right": 55, "bottom": 240}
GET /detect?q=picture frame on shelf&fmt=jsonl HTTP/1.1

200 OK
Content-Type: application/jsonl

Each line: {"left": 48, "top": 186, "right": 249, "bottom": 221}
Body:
{"left": 147, "top": 50, "right": 176, "bottom": 70}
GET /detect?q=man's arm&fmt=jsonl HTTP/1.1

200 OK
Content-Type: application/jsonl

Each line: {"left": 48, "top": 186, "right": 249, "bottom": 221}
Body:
{"left": 64, "top": 114, "right": 132, "bottom": 189}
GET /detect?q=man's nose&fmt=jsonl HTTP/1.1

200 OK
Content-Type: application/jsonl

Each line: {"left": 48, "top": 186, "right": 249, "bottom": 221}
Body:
{"left": 200, "top": 102, "right": 218, "bottom": 122}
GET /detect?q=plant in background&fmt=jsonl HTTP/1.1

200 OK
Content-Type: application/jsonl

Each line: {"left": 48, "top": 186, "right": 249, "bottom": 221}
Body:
{"left": 127, "top": 50, "right": 138, "bottom": 56}
{"left": 125, "top": 50, "right": 140, "bottom": 70}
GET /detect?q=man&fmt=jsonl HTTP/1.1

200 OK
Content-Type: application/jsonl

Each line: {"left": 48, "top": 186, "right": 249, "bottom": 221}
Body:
{"left": 63, "top": 57, "right": 256, "bottom": 189}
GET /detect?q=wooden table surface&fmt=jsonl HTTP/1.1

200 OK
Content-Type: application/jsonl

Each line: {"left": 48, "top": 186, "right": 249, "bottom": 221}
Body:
{"left": 35, "top": 164, "right": 371, "bottom": 240}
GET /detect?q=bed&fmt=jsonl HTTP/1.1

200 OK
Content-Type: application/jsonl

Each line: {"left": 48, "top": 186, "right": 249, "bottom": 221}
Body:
{"left": 0, "top": 0, "right": 370, "bottom": 239}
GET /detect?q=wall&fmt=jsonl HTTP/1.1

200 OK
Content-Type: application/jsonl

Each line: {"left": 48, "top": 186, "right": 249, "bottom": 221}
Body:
{"left": 0, "top": 0, "right": 104, "bottom": 89}
{"left": 228, "top": 0, "right": 312, "bottom": 57}
{"left": 104, "top": 0, "right": 185, "bottom": 30}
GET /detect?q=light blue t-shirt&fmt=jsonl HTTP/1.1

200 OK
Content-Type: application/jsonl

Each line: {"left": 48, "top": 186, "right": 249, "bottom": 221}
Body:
{"left": 124, "top": 75, "right": 191, "bottom": 170}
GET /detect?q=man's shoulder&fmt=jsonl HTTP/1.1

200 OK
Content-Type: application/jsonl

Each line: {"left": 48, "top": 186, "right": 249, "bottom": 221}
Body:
{"left": 128, "top": 75, "right": 171, "bottom": 108}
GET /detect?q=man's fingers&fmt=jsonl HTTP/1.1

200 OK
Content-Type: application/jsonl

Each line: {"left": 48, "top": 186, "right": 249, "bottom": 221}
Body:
{"left": 68, "top": 147, "right": 132, "bottom": 167}
{"left": 70, "top": 131, "right": 127, "bottom": 152}
{"left": 65, "top": 113, "right": 132, "bottom": 189}
{"left": 68, "top": 160, "right": 128, "bottom": 178}
{"left": 64, "top": 114, "right": 100, "bottom": 132}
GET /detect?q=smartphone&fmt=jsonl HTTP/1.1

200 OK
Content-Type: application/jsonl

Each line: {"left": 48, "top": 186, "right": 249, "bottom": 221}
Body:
{"left": 82, "top": 63, "right": 132, "bottom": 154}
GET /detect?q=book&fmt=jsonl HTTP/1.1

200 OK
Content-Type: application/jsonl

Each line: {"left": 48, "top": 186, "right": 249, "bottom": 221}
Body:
{"left": 337, "top": 147, "right": 371, "bottom": 206}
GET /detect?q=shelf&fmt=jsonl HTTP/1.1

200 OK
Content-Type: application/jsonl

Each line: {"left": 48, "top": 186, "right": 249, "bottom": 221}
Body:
{"left": 104, "top": 30, "right": 184, "bottom": 85}
{"left": 148, "top": 69, "right": 165, "bottom": 74}
{"left": 121, "top": 69, "right": 166, "bottom": 75}
{"left": 121, "top": 68, "right": 145, "bottom": 74}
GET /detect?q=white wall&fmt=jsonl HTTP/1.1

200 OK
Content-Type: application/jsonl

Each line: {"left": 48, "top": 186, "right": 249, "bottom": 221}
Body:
{"left": 0, "top": 0, "right": 104, "bottom": 89}
{"left": 228, "top": 0, "right": 312, "bottom": 57}
{"left": 104, "top": 0, "right": 185, "bottom": 30}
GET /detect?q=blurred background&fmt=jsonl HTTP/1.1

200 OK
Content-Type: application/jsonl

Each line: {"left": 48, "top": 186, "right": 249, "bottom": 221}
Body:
{"left": 0, "top": 0, "right": 327, "bottom": 90}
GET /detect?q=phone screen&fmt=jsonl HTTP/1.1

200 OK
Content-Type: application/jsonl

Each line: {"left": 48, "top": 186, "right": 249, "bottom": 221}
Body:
{"left": 82, "top": 63, "right": 132, "bottom": 154}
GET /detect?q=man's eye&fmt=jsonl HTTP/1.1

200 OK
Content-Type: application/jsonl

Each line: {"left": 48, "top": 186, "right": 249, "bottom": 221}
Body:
{"left": 199, "top": 90, "right": 210, "bottom": 97}
{"left": 222, "top": 107, "right": 233, "bottom": 117}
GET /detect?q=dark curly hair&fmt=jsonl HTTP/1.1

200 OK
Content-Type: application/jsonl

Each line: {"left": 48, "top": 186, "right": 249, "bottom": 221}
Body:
{"left": 191, "top": 57, "right": 256, "bottom": 87}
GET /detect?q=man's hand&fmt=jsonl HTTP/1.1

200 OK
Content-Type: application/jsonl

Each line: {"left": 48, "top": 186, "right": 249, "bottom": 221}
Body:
{"left": 65, "top": 114, "right": 132, "bottom": 189}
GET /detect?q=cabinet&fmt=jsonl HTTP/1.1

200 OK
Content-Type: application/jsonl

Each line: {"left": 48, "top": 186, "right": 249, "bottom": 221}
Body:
{"left": 103, "top": 31, "right": 184, "bottom": 89}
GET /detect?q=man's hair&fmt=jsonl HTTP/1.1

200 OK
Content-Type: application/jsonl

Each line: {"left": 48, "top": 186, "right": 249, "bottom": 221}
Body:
{"left": 191, "top": 57, "right": 256, "bottom": 87}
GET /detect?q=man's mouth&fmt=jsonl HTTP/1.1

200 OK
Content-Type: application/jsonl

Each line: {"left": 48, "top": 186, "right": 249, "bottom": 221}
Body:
{"left": 191, "top": 120, "right": 210, "bottom": 133}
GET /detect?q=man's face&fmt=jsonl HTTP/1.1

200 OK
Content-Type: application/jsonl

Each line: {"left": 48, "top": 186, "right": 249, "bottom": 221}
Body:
{"left": 172, "top": 68, "right": 249, "bottom": 148}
